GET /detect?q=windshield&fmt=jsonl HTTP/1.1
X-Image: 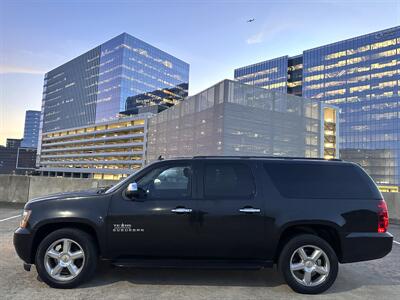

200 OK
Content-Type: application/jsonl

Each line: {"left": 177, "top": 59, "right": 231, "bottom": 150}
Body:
{"left": 104, "top": 173, "right": 135, "bottom": 194}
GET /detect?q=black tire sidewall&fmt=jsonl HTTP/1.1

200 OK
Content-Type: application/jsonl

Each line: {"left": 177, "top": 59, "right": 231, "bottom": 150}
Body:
{"left": 35, "top": 228, "right": 97, "bottom": 289}
{"left": 279, "top": 234, "right": 339, "bottom": 294}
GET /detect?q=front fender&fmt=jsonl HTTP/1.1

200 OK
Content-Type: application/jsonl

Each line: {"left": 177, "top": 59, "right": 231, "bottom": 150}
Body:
{"left": 26, "top": 195, "right": 110, "bottom": 262}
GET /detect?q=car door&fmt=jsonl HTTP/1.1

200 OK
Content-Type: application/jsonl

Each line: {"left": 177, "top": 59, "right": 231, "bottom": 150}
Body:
{"left": 106, "top": 161, "right": 199, "bottom": 259}
{"left": 195, "top": 160, "right": 266, "bottom": 260}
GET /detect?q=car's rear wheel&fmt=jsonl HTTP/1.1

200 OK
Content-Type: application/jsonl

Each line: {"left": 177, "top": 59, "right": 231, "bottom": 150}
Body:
{"left": 35, "top": 228, "right": 97, "bottom": 288}
{"left": 279, "top": 234, "right": 338, "bottom": 294}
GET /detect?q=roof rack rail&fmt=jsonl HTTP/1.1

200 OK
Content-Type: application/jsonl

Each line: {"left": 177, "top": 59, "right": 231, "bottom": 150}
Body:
{"left": 162, "top": 156, "right": 193, "bottom": 160}
{"left": 192, "top": 155, "right": 342, "bottom": 161}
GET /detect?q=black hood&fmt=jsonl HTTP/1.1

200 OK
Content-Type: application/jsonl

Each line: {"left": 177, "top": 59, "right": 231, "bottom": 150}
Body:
{"left": 27, "top": 188, "right": 101, "bottom": 205}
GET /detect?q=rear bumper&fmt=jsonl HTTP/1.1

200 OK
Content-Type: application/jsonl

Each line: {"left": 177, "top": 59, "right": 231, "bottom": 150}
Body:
{"left": 13, "top": 227, "right": 34, "bottom": 264}
{"left": 340, "top": 232, "right": 393, "bottom": 263}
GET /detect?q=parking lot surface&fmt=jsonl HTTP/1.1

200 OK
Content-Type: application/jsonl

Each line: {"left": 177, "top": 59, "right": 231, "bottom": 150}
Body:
{"left": 1, "top": 203, "right": 400, "bottom": 300}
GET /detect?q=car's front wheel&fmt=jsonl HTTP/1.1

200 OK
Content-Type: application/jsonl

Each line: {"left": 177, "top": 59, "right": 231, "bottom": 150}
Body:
{"left": 35, "top": 228, "right": 97, "bottom": 288}
{"left": 279, "top": 234, "right": 338, "bottom": 294}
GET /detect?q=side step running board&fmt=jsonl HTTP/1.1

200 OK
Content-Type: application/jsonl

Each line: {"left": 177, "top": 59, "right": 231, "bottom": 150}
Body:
{"left": 111, "top": 259, "right": 273, "bottom": 269}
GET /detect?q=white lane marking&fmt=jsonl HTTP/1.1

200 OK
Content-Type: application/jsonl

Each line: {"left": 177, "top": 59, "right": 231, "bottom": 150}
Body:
{"left": 394, "top": 240, "right": 400, "bottom": 245}
{"left": 0, "top": 215, "right": 21, "bottom": 222}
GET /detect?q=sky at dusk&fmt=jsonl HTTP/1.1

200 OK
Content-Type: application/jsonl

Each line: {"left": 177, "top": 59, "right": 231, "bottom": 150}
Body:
{"left": 0, "top": 0, "right": 399, "bottom": 145}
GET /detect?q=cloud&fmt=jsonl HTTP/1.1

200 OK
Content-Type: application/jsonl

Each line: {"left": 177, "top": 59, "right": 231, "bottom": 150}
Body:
{"left": 246, "top": 31, "right": 265, "bottom": 44}
{"left": 246, "top": 24, "right": 291, "bottom": 45}
{"left": 0, "top": 65, "right": 45, "bottom": 75}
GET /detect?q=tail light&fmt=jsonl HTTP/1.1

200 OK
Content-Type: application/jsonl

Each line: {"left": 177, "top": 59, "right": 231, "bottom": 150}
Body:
{"left": 377, "top": 199, "right": 389, "bottom": 233}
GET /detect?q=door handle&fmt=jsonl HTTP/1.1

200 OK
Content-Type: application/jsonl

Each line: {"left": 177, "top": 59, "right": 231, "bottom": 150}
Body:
{"left": 171, "top": 208, "right": 192, "bottom": 214}
{"left": 239, "top": 207, "right": 261, "bottom": 214}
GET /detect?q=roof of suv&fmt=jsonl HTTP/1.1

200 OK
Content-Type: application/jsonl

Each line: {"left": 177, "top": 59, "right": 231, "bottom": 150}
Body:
{"left": 157, "top": 156, "right": 344, "bottom": 163}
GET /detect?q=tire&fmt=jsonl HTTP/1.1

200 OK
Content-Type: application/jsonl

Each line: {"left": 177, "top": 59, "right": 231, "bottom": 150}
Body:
{"left": 35, "top": 228, "right": 97, "bottom": 289}
{"left": 278, "top": 234, "right": 338, "bottom": 294}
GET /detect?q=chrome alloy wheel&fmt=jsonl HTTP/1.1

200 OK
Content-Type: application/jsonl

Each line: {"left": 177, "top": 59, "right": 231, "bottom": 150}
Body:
{"left": 44, "top": 238, "right": 85, "bottom": 281}
{"left": 289, "top": 245, "right": 330, "bottom": 287}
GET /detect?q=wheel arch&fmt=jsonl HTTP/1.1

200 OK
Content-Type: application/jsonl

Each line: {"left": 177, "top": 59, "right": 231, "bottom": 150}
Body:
{"left": 31, "top": 220, "right": 101, "bottom": 263}
{"left": 275, "top": 221, "right": 343, "bottom": 263}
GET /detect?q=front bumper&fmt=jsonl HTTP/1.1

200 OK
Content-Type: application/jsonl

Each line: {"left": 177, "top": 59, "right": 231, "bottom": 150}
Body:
{"left": 340, "top": 232, "right": 393, "bottom": 263}
{"left": 13, "top": 227, "right": 34, "bottom": 264}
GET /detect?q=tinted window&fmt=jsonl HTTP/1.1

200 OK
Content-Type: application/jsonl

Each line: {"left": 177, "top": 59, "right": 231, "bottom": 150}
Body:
{"left": 204, "top": 163, "right": 255, "bottom": 199}
{"left": 136, "top": 165, "right": 192, "bottom": 200}
{"left": 264, "top": 162, "right": 379, "bottom": 199}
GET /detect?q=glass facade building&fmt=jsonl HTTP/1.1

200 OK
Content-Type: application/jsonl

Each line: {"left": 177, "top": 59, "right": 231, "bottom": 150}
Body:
{"left": 303, "top": 26, "right": 400, "bottom": 186}
{"left": 234, "top": 56, "right": 289, "bottom": 93}
{"left": 235, "top": 26, "right": 400, "bottom": 187}
{"left": 147, "top": 80, "right": 338, "bottom": 162}
{"left": 21, "top": 110, "right": 40, "bottom": 148}
{"left": 38, "top": 33, "right": 189, "bottom": 169}
{"left": 40, "top": 32, "right": 189, "bottom": 133}
{"left": 234, "top": 55, "right": 303, "bottom": 96}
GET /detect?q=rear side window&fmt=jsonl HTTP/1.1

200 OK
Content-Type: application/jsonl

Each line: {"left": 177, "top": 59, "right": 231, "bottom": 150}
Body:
{"left": 264, "top": 162, "right": 380, "bottom": 200}
{"left": 204, "top": 163, "right": 255, "bottom": 199}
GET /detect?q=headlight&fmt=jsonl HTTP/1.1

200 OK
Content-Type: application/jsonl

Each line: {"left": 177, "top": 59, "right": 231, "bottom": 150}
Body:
{"left": 20, "top": 210, "right": 31, "bottom": 228}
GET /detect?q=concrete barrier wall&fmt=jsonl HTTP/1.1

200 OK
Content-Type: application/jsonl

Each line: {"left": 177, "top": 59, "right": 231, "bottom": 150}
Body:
{"left": 0, "top": 175, "right": 399, "bottom": 223}
{"left": 382, "top": 192, "right": 400, "bottom": 224}
{"left": 0, "top": 176, "right": 30, "bottom": 203}
{"left": 0, "top": 175, "right": 118, "bottom": 203}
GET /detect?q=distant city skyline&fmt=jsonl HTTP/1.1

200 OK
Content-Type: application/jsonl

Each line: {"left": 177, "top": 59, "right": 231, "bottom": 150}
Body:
{"left": 1, "top": 0, "right": 399, "bottom": 145}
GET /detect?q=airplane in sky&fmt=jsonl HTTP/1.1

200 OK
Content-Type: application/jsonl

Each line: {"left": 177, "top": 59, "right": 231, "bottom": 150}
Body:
{"left": 247, "top": 18, "right": 255, "bottom": 23}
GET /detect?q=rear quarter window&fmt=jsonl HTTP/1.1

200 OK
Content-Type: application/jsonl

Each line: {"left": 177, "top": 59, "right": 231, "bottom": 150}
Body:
{"left": 263, "top": 162, "right": 381, "bottom": 200}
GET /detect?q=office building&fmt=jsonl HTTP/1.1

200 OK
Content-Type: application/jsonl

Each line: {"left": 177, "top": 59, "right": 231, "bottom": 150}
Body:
{"left": 0, "top": 141, "right": 36, "bottom": 175}
{"left": 147, "top": 80, "right": 338, "bottom": 162}
{"left": 21, "top": 110, "right": 40, "bottom": 148}
{"left": 234, "top": 26, "right": 400, "bottom": 187}
{"left": 6, "top": 138, "right": 22, "bottom": 149}
{"left": 38, "top": 114, "right": 151, "bottom": 180}
{"left": 234, "top": 55, "right": 303, "bottom": 96}
{"left": 40, "top": 32, "right": 189, "bottom": 132}
{"left": 37, "top": 32, "right": 189, "bottom": 171}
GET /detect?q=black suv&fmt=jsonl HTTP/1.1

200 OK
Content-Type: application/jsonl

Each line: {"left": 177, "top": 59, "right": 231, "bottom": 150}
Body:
{"left": 14, "top": 156, "right": 393, "bottom": 294}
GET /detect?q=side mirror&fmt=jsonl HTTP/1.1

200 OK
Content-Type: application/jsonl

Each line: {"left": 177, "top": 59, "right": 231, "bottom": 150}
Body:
{"left": 126, "top": 182, "right": 139, "bottom": 199}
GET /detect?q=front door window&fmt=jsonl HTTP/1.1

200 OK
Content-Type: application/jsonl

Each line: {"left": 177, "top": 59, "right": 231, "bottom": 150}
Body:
{"left": 136, "top": 165, "right": 192, "bottom": 200}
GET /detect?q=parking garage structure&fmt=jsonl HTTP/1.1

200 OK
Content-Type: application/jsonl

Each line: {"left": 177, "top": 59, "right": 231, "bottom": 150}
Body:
{"left": 38, "top": 114, "right": 151, "bottom": 180}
